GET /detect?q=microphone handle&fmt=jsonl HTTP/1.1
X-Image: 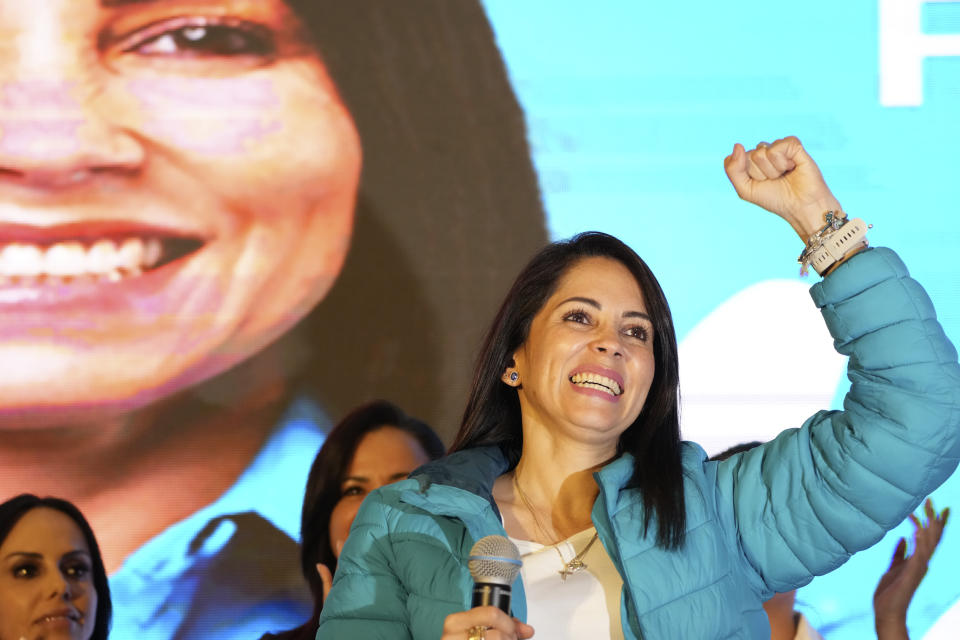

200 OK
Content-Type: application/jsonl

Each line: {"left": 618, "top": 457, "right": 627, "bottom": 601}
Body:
{"left": 471, "top": 582, "right": 511, "bottom": 614}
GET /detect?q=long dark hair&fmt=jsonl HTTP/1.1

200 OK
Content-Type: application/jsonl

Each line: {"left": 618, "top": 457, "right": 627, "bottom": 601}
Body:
{"left": 274, "top": 0, "right": 549, "bottom": 439}
{"left": 0, "top": 494, "right": 112, "bottom": 640}
{"left": 275, "top": 401, "right": 444, "bottom": 640}
{"left": 450, "top": 232, "right": 686, "bottom": 549}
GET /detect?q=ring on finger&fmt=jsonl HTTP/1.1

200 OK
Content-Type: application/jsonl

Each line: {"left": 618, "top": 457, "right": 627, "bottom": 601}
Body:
{"left": 467, "top": 625, "right": 488, "bottom": 640}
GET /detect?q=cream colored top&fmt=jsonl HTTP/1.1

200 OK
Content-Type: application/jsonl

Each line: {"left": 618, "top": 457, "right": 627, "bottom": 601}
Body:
{"left": 510, "top": 527, "right": 624, "bottom": 640}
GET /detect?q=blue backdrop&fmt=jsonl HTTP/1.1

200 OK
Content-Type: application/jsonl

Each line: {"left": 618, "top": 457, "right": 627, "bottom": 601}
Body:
{"left": 483, "top": 1, "right": 960, "bottom": 637}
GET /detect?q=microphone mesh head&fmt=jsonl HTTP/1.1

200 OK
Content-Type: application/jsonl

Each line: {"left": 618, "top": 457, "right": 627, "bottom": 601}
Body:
{"left": 468, "top": 535, "right": 522, "bottom": 585}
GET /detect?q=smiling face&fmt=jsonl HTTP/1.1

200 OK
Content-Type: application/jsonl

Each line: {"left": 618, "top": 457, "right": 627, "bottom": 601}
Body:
{"left": 0, "top": 507, "right": 98, "bottom": 640}
{"left": 510, "top": 256, "right": 656, "bottom": 449}
{"left": 0, "top": 0, "right": 361, "bottom": 425}
{"left": 327, "top": 427, "right": 432, "bottom": 559}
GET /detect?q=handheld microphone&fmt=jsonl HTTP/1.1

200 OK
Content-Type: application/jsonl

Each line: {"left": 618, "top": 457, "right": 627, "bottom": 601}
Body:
{"left": 468, "top": 535, "right": 522, "bottom": 614}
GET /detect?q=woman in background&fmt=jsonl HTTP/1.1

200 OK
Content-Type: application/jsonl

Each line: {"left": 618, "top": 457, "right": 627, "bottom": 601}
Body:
{"left": 0, "top": 495, "right": 112, "bottom": 640}
{"left": 261, "top": 400, "right": 444, "bottom": 640}
{"left": 0, "top": 2, "right": 545, "bottom": 638}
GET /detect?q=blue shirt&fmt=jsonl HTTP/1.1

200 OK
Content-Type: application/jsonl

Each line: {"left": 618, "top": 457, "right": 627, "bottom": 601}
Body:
{"left": 109, "top": 398, "right": 328, "bottom": 639}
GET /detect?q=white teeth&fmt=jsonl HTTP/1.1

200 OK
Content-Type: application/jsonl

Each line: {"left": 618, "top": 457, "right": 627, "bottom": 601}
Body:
{"left": 0, "top": 238, "right": 164, "bottom": 280}
{"left": 44, "top": 242, "right": 86, "bottom": 277}
{"left": 1, "top": 243, "right": 43, "bottom": 277}
{"left": 581, "top": 382, "right": 615, "bottom": 396}
{"left": 570, "top": 372, "right": 623, "bottom": 396}
{"left": 39, "top": 614, "right": 73, "bottom": 622}
{"left": 88, "top": 240, "right": 120, "bottom": 274}
{"left": 118, "top": 238, "right": 144, "bottom": 271}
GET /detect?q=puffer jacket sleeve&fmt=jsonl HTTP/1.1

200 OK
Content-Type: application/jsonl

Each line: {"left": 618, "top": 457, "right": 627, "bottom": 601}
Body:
{"left": 714, "top": 247, "right": 960, "bottom": 596}
{"left": 316, "top": 489, "right": 412, "bottom": 640}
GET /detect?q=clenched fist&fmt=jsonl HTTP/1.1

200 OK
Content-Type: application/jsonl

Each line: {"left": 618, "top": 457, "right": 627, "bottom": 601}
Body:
{"left": 724, "top": 136, "right": 844, "bottom": 242}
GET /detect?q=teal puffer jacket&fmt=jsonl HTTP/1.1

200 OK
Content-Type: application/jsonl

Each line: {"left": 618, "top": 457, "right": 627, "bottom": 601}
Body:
{"left": 317, "top": 248, "right": 960, "bottom": 640}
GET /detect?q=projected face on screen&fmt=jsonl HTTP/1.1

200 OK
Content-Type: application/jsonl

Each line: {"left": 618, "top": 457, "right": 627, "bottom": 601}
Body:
{"left": 0, "top": 1, "right": 361, "bottom": 424}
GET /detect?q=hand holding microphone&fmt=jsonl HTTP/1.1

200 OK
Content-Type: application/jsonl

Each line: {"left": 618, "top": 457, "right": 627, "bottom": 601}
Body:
{"left": 440, "top": 535, "right": 535, "bottom": 640}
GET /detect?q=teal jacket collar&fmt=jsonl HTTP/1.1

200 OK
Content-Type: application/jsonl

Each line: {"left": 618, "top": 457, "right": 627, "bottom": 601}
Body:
{"left": 404, "top": 445, "right": 641, "bottom": 632}
{"left": 409, "top": 445, "right": 636, "bottom": 514}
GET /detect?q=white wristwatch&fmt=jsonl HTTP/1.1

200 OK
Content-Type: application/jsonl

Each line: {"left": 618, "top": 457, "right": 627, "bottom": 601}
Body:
{"left": 807, "top": 217, "right": 869, "bottom": 276}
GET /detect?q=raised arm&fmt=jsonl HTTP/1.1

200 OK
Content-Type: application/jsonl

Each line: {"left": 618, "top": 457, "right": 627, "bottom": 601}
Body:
{"left": 713, "top": 138, "right": 960, "bottom": 595}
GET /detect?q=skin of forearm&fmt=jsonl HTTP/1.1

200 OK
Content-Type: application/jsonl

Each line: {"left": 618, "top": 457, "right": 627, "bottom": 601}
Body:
{"left": 875, "top": 615, "right": 909, "bottom": 640}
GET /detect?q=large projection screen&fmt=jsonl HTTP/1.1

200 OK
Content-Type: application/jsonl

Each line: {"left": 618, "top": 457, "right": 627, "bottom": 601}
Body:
{"left": 0, "top": 1, "right": 957, "bottom": 638}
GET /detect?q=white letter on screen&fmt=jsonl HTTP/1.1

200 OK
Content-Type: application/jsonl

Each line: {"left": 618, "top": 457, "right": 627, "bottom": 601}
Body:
{"left": 879, "top": 0, "right": 960, "bottom": 106}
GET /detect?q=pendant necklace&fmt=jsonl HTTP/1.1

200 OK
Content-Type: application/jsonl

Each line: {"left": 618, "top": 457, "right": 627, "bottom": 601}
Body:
{"left": 557, "top": 530, "right": 599, "bottom": 581}
{"left": 513, "top": 472, "right": 600, "bottom": 582}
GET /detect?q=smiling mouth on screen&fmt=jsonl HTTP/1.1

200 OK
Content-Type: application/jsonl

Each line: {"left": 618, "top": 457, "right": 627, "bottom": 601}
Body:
{"left": 0, "top": 222, "right": 205, "bottom": 306}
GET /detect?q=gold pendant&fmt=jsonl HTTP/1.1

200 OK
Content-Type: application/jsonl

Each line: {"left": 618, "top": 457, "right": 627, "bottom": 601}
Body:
{"left": 559, "top": 559, "right": 586, "bottom": 581}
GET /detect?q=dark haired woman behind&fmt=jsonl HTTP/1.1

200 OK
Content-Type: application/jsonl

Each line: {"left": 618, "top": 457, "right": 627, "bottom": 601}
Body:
{"left": 261, "top": 400, "right": 444, "bottom": 640}
{"left": 0, "top": 494, "right": 112, "bottom": 640}
{"left": 317, "top": 137, "right": 960, "bottom": 640}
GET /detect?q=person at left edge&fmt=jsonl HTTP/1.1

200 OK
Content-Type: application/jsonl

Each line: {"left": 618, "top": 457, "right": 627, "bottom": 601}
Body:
{"left": 0, "top": 494, "right": 112, "bottom": 640}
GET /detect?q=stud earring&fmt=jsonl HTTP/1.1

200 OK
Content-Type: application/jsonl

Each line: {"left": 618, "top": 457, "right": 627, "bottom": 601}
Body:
{"left": 509, "top": 372, "right": 519, "bottom": 382}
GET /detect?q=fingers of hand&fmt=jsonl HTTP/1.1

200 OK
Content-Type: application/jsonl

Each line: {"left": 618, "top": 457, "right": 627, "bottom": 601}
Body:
{"left": 909, "top": 512, "right": 922, "bottom": 531}
{"left": 460, "top": 626, "right": 519, "bottom": 640}
{"left": 767, "top": 145, "right": 796, "bottom": 174}
{"left": 905, "top": 499, "right": 950, "bottom": 563}
{"left": 887, "top": 537, "right": 908, "bottom": 572}
{"left": 916, "top": 498, "right": 948, "bottom": 534}
{"left": 513, "top": 618, "right": 535, "bottom": 639}
{"left": 894, "top": 538, "right": 907, "bottom": 560}
{"left": 747, "top": 148, "right": 780, "bottom": 181}
{"left": 922, "top": 498, "right": 949, "bottom": 533}
{"left": 443, "top": 607, "right": 520, "bottom": 640}
{"left": 723, "top": 143, "right": 751, "bottom": 195}
{"left": 746, "top": 141, "right": 797, "bottom": 181}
